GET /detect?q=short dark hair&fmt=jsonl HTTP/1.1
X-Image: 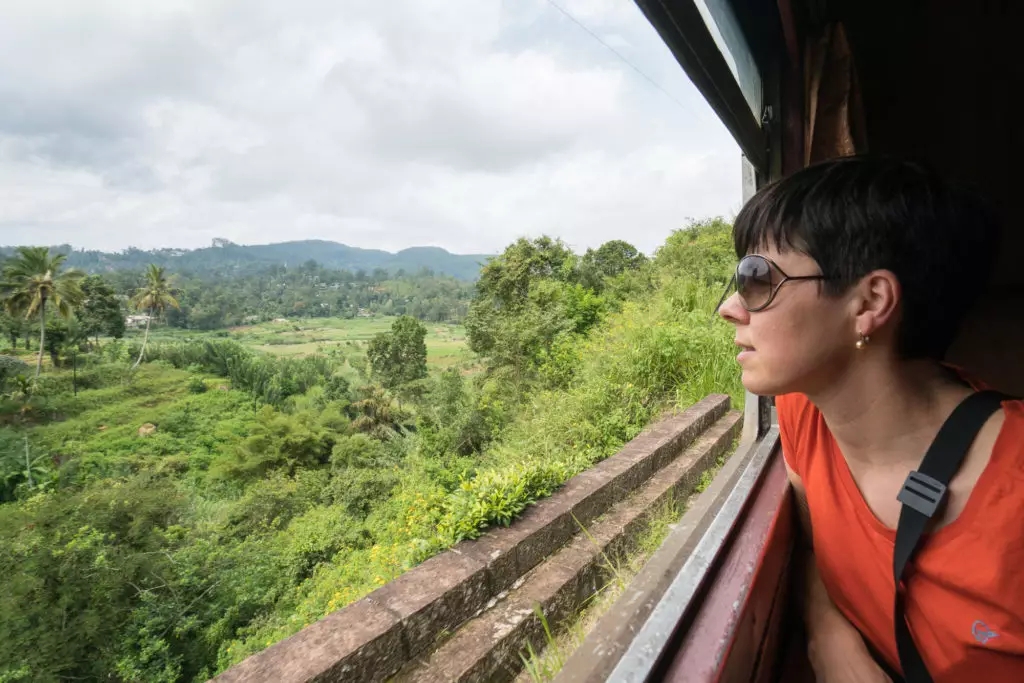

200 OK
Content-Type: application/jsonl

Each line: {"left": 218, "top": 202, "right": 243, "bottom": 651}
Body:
{"left": 732, "top": 155, "right": 999, "bottom": 360}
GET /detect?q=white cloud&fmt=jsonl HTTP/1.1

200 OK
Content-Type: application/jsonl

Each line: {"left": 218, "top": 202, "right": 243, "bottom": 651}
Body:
{"left": 0, "top": 0, "right": 741, "bottom": 255}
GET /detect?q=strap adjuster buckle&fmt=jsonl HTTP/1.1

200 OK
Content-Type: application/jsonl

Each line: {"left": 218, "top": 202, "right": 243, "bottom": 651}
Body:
{"left": 897, "top": 471, "right": 947, "bottom": 519}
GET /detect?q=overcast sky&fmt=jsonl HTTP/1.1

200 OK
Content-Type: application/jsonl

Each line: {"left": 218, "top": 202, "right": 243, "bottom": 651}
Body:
{"left": 0, "top": 0, "right": 740, "bottom": 255}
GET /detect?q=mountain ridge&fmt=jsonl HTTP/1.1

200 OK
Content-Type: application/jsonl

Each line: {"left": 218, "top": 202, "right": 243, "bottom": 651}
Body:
{"left": 0, "top": 238, "right": 493, "bottom": 281}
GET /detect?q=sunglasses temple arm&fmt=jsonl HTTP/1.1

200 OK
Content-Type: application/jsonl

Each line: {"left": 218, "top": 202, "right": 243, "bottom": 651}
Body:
{"left": 710, "top": 273, "right": 736, "bottom": 327}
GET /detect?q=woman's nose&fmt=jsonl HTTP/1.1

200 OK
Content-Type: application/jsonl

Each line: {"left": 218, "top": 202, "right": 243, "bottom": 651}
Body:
{"left": 718, "top": 292, "right": 748, "bottom": 325}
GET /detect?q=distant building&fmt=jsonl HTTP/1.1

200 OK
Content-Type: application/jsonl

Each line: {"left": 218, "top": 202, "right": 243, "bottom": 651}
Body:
{"left": 125, "top": 315, "right": 151, "bottom": 329}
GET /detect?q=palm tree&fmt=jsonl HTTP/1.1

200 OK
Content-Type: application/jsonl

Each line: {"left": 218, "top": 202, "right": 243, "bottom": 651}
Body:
{"left": 0, "top": 247, "right": 85, "bottom": 379}
{"left": 350, "top": 385, "right": 409, "bottom": 440}
{"left": 131, "top": 265, "right": 180, "bottom": 369}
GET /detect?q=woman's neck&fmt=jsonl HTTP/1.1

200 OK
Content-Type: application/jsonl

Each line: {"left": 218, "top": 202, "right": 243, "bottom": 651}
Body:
{"left": 806, "top": 358, "right": 974, "bottom": 468}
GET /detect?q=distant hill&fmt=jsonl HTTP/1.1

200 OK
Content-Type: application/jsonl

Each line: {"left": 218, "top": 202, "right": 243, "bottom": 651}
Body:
{"left": 0, "top": 239, "right": 492, "bottom": 281}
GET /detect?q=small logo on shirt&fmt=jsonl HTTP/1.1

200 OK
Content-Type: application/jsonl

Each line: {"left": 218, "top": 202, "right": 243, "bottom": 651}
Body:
{"left": 972, "top": 620, "right": 999, "bottom": 645}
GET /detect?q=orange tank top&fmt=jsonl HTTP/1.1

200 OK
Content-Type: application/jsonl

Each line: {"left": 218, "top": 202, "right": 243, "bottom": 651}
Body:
{"left": 776, "top": 388, "right": 1024, "bottom": 681}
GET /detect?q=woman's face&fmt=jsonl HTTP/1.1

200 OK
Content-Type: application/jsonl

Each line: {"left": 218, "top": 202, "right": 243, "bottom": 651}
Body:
{"left": 718, "top": 244, "right": 858, "bottom": 397}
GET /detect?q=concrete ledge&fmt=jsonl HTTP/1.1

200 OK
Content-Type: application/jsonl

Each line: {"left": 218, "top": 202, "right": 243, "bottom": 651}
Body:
{"left": 213, "top": 598, "right": 404, "bottom": 683}
{"left": 553, "top": 421, "right": 763, "bottom": 683}
{"left": 366, "top": 550, "right": 491, "bottom": 660}
{"left": 211, "top": 394, "right": 733, "bottom": 683}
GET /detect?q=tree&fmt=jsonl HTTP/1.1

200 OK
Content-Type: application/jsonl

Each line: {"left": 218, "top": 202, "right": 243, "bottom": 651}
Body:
{"left": 349, "top": 385, "right": 409, "bottom": 439}
{"left": 43, "top": 317, "right": 85, "bottom": 368}
{"left": 587, "top": 240, "right": 646, "bottom": 277}
{"left": 465, "top": 237, "right": 577, "bottom": 356}
{"left": 0, "top": 310, "right": 25, "bottom": 351}
{"left": 464, "top": 237, "right": 606, "bottom": 378}
{"left": 0, "top": 247, "right": 85, "bottom": 378}
{"left": 131, "top": 265, "right": 180, "bottom": 369}
{"left": 0, "top": 355, "right": 29, "bottom": 395}
{"left": 79, "top": 275, "right": 125, "bottom": 343}
{"left": 417, "top": 368, "right": 494, "bottom": 458}
{"left": 366, "top": 315, "right": 428, "bottom": 388}
{"left": 653, "top": 217, "right": 735, "bottom": 287}
{"left": 579, "top": 240, "right": 647, "bottom": 291}
{"left": 472, "top": 236, "right": 576, "bottom": 315}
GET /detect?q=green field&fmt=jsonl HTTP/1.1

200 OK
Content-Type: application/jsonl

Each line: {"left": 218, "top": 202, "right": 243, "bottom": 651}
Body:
{"left": 141, "top": 315, "right": 474, "bottom": 370}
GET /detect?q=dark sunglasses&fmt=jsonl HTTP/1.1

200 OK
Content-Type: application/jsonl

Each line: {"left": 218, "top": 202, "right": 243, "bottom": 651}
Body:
{"left": 713, "top": 254, "right": 828, "bottom": 318}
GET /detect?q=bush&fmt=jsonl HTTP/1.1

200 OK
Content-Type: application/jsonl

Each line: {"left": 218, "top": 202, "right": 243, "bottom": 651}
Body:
{"left": 0, "top": 356, "right": 28, "bottom": 390}
{"left": 329, "top": 434, "right": 388, "bottom": 469}
{"left": 416, "top": 369, "right": 497, "bottom": 460}
{"left": 188, "top": 376, "right": 207, "bottom": 394}
{"left": 208, "top": 407, "right": 334, "bottom": 482}
{"left": 0, "top": 476, "right": 186, "bottom": 681}
{"left": 75, "top": 365, "right": 128, "bottom": 391}
{"left": 31, "top": 373, "right": 71, "bottom": 396}
{"left": 279, "top": 505, "right": 369, "bottom": 582}
{"left": 224, "top": 473, "right": 311, "bottom": 537}
{"left": 328, "top": 467, "right": 400, "bottom": 518}
{"left": 434, "top": 459, "right": 571, "bottom": 546}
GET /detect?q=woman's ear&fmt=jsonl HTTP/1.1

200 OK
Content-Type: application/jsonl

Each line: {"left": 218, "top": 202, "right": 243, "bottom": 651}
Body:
{"left": 852, "top": 269, "right": 900, "bottom": 335}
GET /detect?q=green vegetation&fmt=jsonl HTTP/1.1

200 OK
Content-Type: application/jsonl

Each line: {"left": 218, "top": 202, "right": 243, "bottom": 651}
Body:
{"left": 79, "top": 275, "right": 126, "bottom": 343}
{"left": 0, "top": 219, "right": 740, "bottom": 682}
{"left": 367, "top": 315, "right": 428, "bottom": 388}
{"left": 131, "top": 264, "right": 181, "bottom": 369}
{"left": 0, "top": 246, "right": 85, "bottom": 378}
{"left": 144, "top": 317, "right": 472, "bottom": 379}
{"left": 121, "top": 262, "right": 474, "bottom": 331}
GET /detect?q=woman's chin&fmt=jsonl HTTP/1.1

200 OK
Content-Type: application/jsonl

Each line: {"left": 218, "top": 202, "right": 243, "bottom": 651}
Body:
{"left": 740, "top": 369, "right": 783, "bottom": 397}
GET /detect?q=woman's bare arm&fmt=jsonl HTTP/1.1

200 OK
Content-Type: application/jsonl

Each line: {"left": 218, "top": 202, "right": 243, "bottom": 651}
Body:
{"left": 785, "top": 463, "right": 893, "bottom": 683}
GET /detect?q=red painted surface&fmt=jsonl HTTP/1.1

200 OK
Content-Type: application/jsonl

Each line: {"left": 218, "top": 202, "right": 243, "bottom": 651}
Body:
{"left": 661, "top": 446, "right": 796, "bottom": 683}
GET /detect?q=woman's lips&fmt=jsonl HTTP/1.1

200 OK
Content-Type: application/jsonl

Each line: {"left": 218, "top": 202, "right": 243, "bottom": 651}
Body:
{"left": 735, "top": 342, "right": 755, "bottom": 362}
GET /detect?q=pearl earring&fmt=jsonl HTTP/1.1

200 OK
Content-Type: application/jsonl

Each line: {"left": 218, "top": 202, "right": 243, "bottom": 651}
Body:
{"left": 855, "top": 334, "right": 870, "bottom": 350}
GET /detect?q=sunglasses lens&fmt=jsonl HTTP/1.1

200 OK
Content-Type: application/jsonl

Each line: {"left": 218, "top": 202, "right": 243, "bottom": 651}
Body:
{"left": 736, "top": 256, "right": 773, "bottom": 310}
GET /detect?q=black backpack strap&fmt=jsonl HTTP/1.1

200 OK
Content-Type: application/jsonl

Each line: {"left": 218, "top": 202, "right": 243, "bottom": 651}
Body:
{"left": 892, "top": 390, "right": 1010, "bottom": 683}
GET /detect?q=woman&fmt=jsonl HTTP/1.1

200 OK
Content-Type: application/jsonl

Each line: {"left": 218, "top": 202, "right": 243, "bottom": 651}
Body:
{"left": 717, "top": 156, "right": 1024, "bottom": 682}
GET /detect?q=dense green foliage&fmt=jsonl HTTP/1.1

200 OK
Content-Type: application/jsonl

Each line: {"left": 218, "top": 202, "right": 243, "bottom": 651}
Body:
{"left": 578, "top": 239, "right": 649, "bottom": 291}
{"left": 466, "top": 236, "right": 612, "bottom": 380}
{"left": 0, "top": 355, "right": 28, "bottom": 393}
{"left": 367, "top": 316, "right": 428, "bottom": 388}
{"left": 0, "top": 247, "right": 86, "bottom": 378}
{"left": 79, "top": 275, "right": 126, "bottom": 342}
{"left": 0, "top": 261, "right": 476, "bottom": 338}
{"left": 0, "top": 220, "right": 740, "bottom": 682}
{"left": 133, "top": 263, "right": 474, "bottom": 330}
{"left": 0, "top": 310, "right": 27, "bottom": 350}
